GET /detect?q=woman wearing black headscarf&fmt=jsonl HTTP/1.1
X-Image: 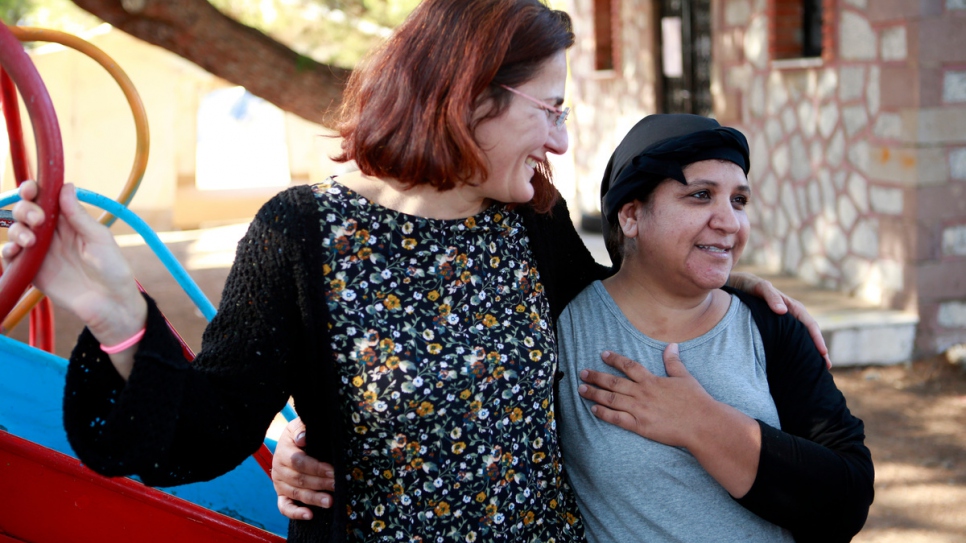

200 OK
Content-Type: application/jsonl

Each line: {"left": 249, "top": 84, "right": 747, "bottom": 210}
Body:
{"left": 556, "top": 114, "right": 874, "bottom": 542}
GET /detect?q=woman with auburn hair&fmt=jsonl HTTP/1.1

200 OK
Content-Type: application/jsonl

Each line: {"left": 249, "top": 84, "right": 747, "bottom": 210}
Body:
{"left": 3, "top": 1, "right": 824, "bottom": 542}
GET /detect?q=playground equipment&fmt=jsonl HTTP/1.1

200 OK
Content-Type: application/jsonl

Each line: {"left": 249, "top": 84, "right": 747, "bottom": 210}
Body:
{"left": 0, "top": 22, "right": 289, "bottom": 542}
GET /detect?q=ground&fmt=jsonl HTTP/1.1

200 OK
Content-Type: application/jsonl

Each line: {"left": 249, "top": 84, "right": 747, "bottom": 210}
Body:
{"left": 6, "top": 223, "right": 966, "bottom": 541}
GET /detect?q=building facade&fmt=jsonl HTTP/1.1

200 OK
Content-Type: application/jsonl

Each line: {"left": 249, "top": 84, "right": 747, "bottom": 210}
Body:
{"left": 566, "top": 0, "right": 966, "bottom": 355}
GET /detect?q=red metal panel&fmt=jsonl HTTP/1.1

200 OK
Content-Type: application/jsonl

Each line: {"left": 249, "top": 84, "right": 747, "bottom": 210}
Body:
{"left": 0, "top": 431, "right": 284, "bottom": 543}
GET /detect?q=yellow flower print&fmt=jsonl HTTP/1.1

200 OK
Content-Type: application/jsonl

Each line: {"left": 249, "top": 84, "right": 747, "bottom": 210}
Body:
{"left": 523, "top": 511, "right": 535, "bottom": 525}
{"left": 492, "top": 366, "right": 505, "bottom": 379}
{"left": 428, "top": 290, "right": 440, "bottom": 301}
{"left": 464, "top": 217, "right": 476, "bottom": 228}
{"left": 386, "top": 356, "right": 400, "bottom": 370}
{"left": 459, "top": 389, "right": 471, "bottom": 400}
{"left": 490, "top": 256, "right": 501, "bottom": 268}
{"left": 470, "top": 400, "right": 482, "bottom": 412}
{"left": 475, "top": 492, "right": 487, "bottom": 503}
{"left": 529, "top": 350, "right": 542, "bottom": 361}
{"left": 515, "top": 304, "right": 526, "bottom": 313}
{"left": 351, "top": 375, "right": 364, "bottom": 387}
{"left": 323, "top": 263, "right": 331, "bottom": 275}
{"left": 411, "top": 457, "right": 424, "bottom": 469}
{"left": 383, "top": 294, "right": 401, "bottom": 311}
{"left": 371, "top": 520, "right": 385, "bottom": 532}
{"left": 460, "top": 270, "right": 472, "bottom": 282}
{"left": 509, "top": 407, "right": 523, "bottom": 422}
{"left": 485, "top": 504, "right": 497, "bottom": 517}
{"left": 452, "top": 442, "right": 466, "bottom": 454}
{"left": 493, "top": 212, "right": 503, "bottom": 222}
{"left": 354, "top": 229, "right": 370, "bottom": 244}
{"left": 402, "top": 238, "right": 417, "bottom": 250}
{"left": 330, "top": 278, "right": 346, "bottom": 292}
{"left": 549, "top": 498, "right": 558, "bottom": 509}
{"left": 532, "top": 452, "right": 546, "bottom": 463}
{"left": 379, "top": 338, "right": 395, "bottom": 352}
{"left": 357, "top": 247, "right": 372, "bottom": 259}
{"left": 354, "top": 426, "right": 367, "bottom": 434}
{"left": 363, "top": 390, "right": 377, "bottom": 403}
{"left": 383, "top": 470, "right": 392, "bottom": 479}
{"left": 416, "top": 401, "right": 435, "bottom": 416}
{"left": 482, "top": 314, "right": 498, "bottom": 327}
{"left": 435, "top": 502, "right": 451, "bottom": 516}
{"left": 439, "top": 304, "right": 451, "bottom": 316}
{"left": 352, "top": 468, "right": 364, "bottom": 480}
{"left": 428, "top": 343, "right": 442, "bottom": 355}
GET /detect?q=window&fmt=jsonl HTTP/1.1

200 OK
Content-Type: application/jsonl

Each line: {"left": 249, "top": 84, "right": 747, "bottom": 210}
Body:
{"left": 769, "top": 0, "right": 832, "bottom": 60}
{"left": 593, "top": 0, "right": 618, "bottom": 71}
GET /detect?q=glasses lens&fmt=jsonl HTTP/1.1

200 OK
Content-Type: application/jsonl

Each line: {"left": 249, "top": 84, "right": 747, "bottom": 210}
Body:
{"left": 555, "top": 107, "right": 570, "bottom": 128}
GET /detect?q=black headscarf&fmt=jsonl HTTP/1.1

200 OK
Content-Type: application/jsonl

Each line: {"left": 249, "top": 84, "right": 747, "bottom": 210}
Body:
{"left": 600, "top": 114, "right": 750, "bottom": 267}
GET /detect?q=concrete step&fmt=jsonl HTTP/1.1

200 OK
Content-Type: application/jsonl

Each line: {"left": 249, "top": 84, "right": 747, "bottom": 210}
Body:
{"left": 577, "top": 229, "right": 918, "bottom": 367}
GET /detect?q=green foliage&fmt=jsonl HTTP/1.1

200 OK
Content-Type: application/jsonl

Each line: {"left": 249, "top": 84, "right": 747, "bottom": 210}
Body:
{"left": 208, "top": 0, "right": 419, "bottom": 68}
{"left": 0, "top": 0, "right": 100, "bottom": 33}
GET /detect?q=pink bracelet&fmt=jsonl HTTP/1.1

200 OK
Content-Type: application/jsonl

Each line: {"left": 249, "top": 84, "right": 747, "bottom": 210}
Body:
{"left": 100, "top": 327, "right": 146, "bottom": 354}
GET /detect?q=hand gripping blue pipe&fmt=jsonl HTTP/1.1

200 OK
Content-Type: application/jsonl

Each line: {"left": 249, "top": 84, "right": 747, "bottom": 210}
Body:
{"left": 0, "top": 187, "right": 297, "bottom": 426}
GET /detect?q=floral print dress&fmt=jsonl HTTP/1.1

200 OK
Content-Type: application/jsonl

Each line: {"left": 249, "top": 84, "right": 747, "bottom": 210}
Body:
{"left": 313, "top": 179, "right": 584, "bottom": 542}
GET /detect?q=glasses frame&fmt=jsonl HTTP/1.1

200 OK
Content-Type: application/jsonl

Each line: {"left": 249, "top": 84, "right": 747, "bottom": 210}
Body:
{"left": 499, "top": 84, "right": 570, "bottom": 128}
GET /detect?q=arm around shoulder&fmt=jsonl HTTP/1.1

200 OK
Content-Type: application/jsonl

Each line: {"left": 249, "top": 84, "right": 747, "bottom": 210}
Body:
{"left": 730, "top": 289, "right": 874, "bottom": 542}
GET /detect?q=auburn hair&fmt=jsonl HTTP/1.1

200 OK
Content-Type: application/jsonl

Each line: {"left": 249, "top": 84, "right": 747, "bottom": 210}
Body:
{"left": 332, "top": 0, "right": 574, "bottom": 213}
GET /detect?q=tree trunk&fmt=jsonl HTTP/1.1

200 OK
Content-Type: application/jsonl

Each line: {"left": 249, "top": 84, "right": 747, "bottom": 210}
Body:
{"left": 71, "top": 0, "right": 351, "bottom": 127}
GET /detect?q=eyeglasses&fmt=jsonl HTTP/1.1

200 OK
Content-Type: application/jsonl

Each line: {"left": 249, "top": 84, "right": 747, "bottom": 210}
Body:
{"left": 499, "top": 84, "right": 570, "bottom": 128}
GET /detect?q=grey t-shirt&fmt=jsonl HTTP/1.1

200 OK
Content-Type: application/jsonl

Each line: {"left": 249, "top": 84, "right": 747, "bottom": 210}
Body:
{"left": 555, "top": 281, "right": 795, "bottom": 543}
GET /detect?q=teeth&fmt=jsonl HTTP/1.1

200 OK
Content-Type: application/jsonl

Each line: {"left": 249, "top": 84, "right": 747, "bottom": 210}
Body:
{"left": 525, "top": 157, "right": 539, "bottom": 168}
{"left": 698, "top": 245, "right": 728, "bottom": 253}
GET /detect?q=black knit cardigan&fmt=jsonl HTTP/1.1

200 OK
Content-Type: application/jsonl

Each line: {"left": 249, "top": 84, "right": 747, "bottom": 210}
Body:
{"left": 63, "top": 185, "right": 872, "bottom": 542}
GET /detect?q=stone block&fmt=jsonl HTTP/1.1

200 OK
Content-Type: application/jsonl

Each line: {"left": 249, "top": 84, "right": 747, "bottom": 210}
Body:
{"left": 798, "top": 101, "right": 817, "bottom": 138}
{"left": 881, "top": 26, "right": 908, "bottom": 61}
{"left": 826, "top": 322, "right": 917, "bottom": 366}
{"left": 839, "top": 66, "right": 866, "bottom": 102}
{"left": 827, "top": 224, "right": 849, "bottom": 261}
{"left": 791, "top": 136, "right": 810, "bottom": 181}
{"left": 870, "top": 186, "right": 905, "bottom": 214}
{"left": 842, "top": 256, "right": 873, "bottom": 291}
{"left": 880, "top": 67, "right": 918, "bottom": 109}
{"left": 917, "top": 147, "right": 950, "bottom": 186}
{"left": 749, "top": 75, "right": 766, "bottom": 117}
{"left": 944, "top": 71, "right": 966, "bottom": 103}
{"left": 767, "top": 74, "right": 789, "bottom": 115}
{"left": 918, "top": 18, "right": 966, "bottom": 63}
{"left": 865, "top": 0, "right": 926, "bottom": 21}
{"left": 782, "top": 182, "right": 800, "bottom": 226}
{"left": 851, "top": 218, "right": 880, "bottom": 258}
{"left": 865, "top": 145, "right": 920, "bottom": 185}
{"left": 951, "top": 147, "right": 966, "bottom": 179}
{"left": 848, "top": 140, "right": 871, "bottom": 174}
{"left": 819, "top": 169, "right": 836, "bottom": 209}
{"left": 773, "top": 144, "right": 791, "bottom": 178}
{"left": 726, "top": 65, "right": 752, "bottom": 92}
{"left": 751, "top": 132, "right": 770, "bottom": 178}
{"left": 943, "top": 224, "right": 966, "bottom": 256}
{"left": 867, "top": 65, "right": 881, "bottom": 115}
{"left": 817, "top": 68, "right": 838, "bottom": 102}
{"left": 783, "top": 232, "right": 802, "bottom": 272}
{"left": 725, "top": 0, "right": 752, "bottom": 26}
{"left": 819, "top": 103, "right": 839, "bottom": 139}
{"left": 766, "top": 117, "right": 784, "bottom": 146}
{"left": 758, "top": 171, "right": 778, "bottom": 206}
{"left": 917, "top": 182, "right": 966, "bottom": 226}
{"left": 873, "top": 113, "right": 903, "bottom": 140}
{"left": 840, "top": 12, "right": 877, "bottom": 60}
{"left": 848, "top": 172, "right": 870, "bottom": 212}
{"left": 782, "top": 107, "right": 798, "bottom": 134}
{"left": 915, "top": 107, "right": 966, "bottom": 144}
{"left": 827, "top": 129, "right": 846, "bottom": 167}
{"left": 938, "top": 301, "right": 966, "bottom": 328}
{"left": 843, "top": 105, "right": 869, "bottom": 137}
{"left": 744, "top": 15, "right": 768, "bottom": 70}
{"left": 919, "top": 261, "right": 966, "bottom": 302}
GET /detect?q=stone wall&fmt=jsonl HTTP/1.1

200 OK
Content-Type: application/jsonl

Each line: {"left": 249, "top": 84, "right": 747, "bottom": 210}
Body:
{"left": 714, "top": 0, "right": 966, "bottom": 354}
{"left": 566, "top": 0, "right": 662, "bottom": 221}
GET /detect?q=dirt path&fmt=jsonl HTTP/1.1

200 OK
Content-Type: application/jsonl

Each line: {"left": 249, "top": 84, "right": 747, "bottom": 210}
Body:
{"left": 8, "top": 223, "right": 966, "bottom": 541}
